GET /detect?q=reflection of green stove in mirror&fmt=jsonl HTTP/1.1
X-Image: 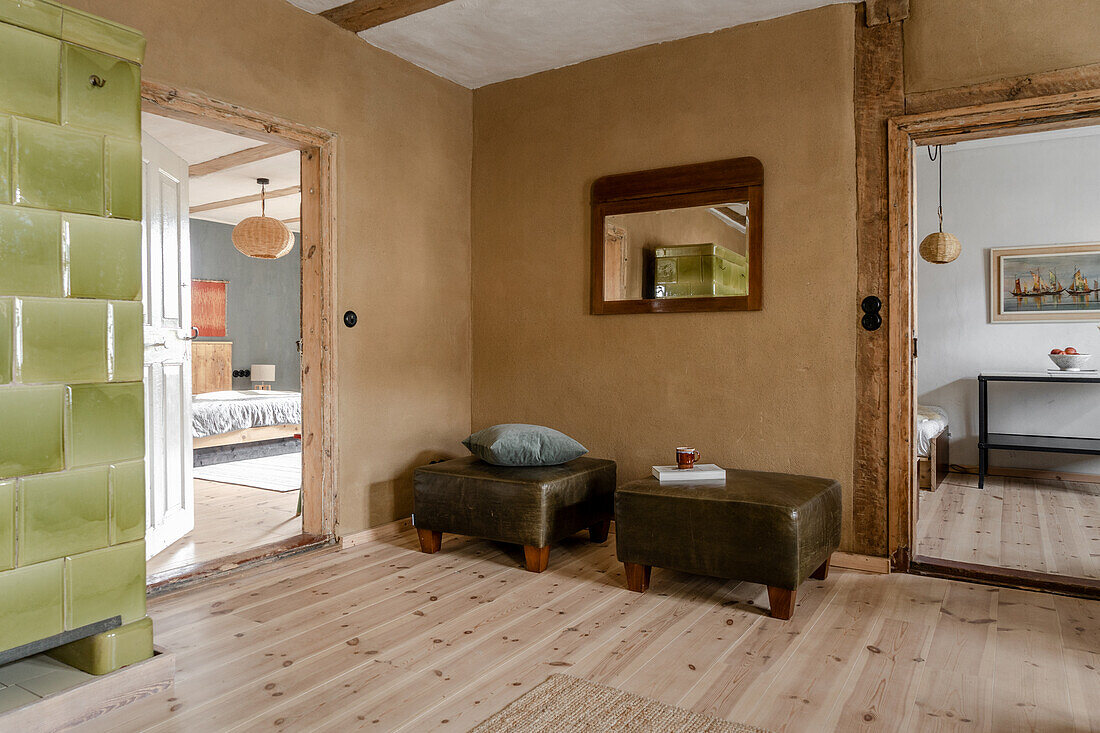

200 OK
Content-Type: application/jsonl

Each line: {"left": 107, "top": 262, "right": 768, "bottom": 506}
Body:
{"left": 649, "top": 243, "right": 748, "bottom": 298}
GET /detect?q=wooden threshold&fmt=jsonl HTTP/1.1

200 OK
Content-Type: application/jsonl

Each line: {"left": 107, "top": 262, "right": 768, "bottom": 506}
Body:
{"left": 147, "top": 533, "right": 336, "bottom": 597}
{"left": 832, "top": 551, "right": 891, "bottom": 574}
{"left": 910, "top": 555, "right": 1100, "bottom": 600}
{"left": 0, "top": 648, "right": 174, "bottom": 731}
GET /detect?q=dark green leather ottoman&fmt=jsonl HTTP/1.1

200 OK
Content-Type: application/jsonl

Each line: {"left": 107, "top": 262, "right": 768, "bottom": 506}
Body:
{"left": 615, "top": 469, "right": 841, "bottom": 619}
{"left": 413, "top": 456, "right": 616, "bottom": 572}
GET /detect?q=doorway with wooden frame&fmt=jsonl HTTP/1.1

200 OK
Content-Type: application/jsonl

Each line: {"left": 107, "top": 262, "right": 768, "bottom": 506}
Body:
{"left": 886, "top": 88, "right": 1100, "bottom": 599}
{"left": 139, "top": 81, "right": 338, "bottom": 593}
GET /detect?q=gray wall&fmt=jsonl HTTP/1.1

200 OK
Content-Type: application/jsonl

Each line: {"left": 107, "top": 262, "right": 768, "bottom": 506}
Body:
{"left": 916, "top": 130, "right": 1100, "bottom": 473}
{"left": 190, "top": 218, "right": 302, "bottom": 391}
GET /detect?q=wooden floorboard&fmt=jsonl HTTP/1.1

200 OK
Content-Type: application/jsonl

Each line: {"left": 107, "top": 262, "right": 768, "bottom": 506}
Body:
{"left": 916, "top": 473, "right": 1100, "bottom": 581}
{"left": 83, "top": 527, "right": 1100, "bottom": 732}
{"left": 147, "top": 479, "right": 301, "bottom": 577}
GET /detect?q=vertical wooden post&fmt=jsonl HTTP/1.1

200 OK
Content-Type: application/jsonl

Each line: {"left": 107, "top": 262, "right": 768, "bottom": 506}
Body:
{"left": 852, "top": 4, "right": 905, "bottom": 560}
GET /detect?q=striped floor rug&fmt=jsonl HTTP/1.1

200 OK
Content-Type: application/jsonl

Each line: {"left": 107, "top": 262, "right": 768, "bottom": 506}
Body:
{"left": 193, "top": 451, "right": 301, "bottom": 492}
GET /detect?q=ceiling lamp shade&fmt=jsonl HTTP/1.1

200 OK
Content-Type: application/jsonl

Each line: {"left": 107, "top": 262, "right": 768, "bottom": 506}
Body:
{"left": 919, "top": 231, "right": 962, "bottom": 264}
{"left": 232, "top": 178, "right": 294, "bottom": 260}
{"left": 919, "top": 145, "right": 961, "bottom": 264}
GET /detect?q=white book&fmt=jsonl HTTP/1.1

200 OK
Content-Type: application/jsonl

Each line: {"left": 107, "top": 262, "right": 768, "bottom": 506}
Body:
{"left": 652, "top": 464, "right": 726, "bottom": 482}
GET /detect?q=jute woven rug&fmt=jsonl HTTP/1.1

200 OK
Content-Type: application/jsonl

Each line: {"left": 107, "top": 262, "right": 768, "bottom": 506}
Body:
{"left": 469, "top": 674, "right": 771, "bottom": 732}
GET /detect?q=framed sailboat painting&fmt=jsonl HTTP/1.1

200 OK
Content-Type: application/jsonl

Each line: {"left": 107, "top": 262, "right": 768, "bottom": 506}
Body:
{"left": 990, "top": 242, "right": 1100, "bottom": 322}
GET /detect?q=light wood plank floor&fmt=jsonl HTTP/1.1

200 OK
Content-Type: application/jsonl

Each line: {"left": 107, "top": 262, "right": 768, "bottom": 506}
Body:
{"left": 917, "top": 473, "right": 1100, "bottom": 580}
{"left": 147, "top": 479, "right": 301, "bottom": 577}
{"left": 88, "top": 527, "right": 1099, "bottom": 732}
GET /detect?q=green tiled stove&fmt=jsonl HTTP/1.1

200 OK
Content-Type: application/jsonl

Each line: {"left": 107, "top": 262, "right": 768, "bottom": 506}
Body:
{"left": 652, "top": 243, "right": 748, "bottom": 298}
{"left": 0, "top": 0, "right": 152, "bottom": 676}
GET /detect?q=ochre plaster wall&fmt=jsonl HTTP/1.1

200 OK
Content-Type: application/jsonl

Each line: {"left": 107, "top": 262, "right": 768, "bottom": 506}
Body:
{"left": 905, "top": 0, "right": 1100, "bottom": 94}
{"left": 471, "top": 5, "right": 860, "bottom": 547}
{"left": 67, "top": 0, "right": 473, "bottom": 533}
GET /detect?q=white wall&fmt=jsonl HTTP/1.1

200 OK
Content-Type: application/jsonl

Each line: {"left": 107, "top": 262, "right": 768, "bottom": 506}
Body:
{"left": 916, "top": 128, "right": 1100, "bottom": 473}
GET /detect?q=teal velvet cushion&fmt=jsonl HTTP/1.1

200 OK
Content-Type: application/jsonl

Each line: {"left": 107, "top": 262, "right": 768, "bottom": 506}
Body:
{"left": 462, "top": 424, "right": 588, "bottom": 466}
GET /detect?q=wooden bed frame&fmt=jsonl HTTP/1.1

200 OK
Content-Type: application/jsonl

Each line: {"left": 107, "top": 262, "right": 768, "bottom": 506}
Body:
{"left": 918, "top": 425, "right": 949, "bottom": 491}
{"left": 193, "top": 424, "right": 301, "bottom": 449}
{"left": 191, "top": 342, "right": 301, "bottom": 449}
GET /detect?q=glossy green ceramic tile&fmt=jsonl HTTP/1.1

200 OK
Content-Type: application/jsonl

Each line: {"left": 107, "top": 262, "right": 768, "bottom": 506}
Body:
{"left": 64, "top": 539, "right": 145, "bottom": 629}
{"left": 68, "top": 382, "right": 143, "bottom": 466}
{"left": 0, "top": 480, "right": 13, "bottom": 570}
{"left": 0, "top": 205, "right": 62, "bottom": 297}
{"left": 105, "top": 137, "right": 140, "bottom": 221}
{"left": 0, "top": 116, "right": 10, "bottom": 205}
{"left": 108, "top": 301, "right": 142, "bottom": 383}
{"left": 47, "top": 615, "right": 151, "bottom": 675}
{"left": 109, "top": 460, "right": 143, "bottom": 544}
{"left": 65, "top": 214, "right": 141, "bottom": 299}
{"left": 12, "top": 118, "right": 103, "bottom": 215}
{"left": 61, "top": 7, "right": 145, "bottom": 65}
{"left": 0, "top": 0, "right": 62, "bottom": 37}
{"left": 0, "top": 559, "right": 63, "bottom": 652}
{"left": 0, "top": 299, "right": 10, "bottom": 384}
{"left": 0, "top": 385, "right": 64, "bottom": 478}
{"left": 62, "top": 44, "right": 140, "bottom": 140}
{"left": 18, "top": 466, "right": 109, "bottom": 565}
{"left": 0, "top": 23, "right": 61, "bottom": 124}
{"left": 17, "top": 297, "right": 107, "bottom": 383}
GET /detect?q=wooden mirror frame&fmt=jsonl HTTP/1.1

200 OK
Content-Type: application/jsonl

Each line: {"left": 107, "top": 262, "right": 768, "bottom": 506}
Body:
{"left": 590, "top": 156, "right": 763, "bottom": 315}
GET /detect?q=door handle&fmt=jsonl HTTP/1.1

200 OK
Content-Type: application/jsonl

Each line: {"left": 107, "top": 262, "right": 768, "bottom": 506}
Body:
{"left": 180, "top": 326, "right": 200, "bottom": 341}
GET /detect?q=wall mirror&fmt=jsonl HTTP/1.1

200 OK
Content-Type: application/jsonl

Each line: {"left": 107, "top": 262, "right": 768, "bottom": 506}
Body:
{"left": 590, "top": 157, "right": 763, "bottom": 314}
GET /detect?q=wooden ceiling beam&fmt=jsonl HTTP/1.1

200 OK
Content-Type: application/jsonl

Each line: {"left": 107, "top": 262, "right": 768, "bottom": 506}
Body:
{"left": 320, "top": 0, "right": 454, "bottom": 33}
{"left": 190, "top": 185, "right": 301, "bottom": 214}
{"left": 189, "top": 143, "right": 292, "bottom": 178}
{"left": 864, "top": 0, "right": 908, "bottom": 26}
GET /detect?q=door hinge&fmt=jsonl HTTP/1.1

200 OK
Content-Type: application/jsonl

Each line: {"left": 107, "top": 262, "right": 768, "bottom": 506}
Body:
{"left": 912, "top": 337, "right": 917, "bottom": 359}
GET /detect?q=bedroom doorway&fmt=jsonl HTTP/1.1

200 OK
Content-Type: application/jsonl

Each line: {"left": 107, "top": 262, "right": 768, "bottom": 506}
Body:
{"left": 139, "top": 83, "right": 337, "bottom": 590}
{"left": 911, "top": 126, "right": 1100, "bottom": 594}
{"left": 886, "top": 87, "right": 1100, "bottom": 598}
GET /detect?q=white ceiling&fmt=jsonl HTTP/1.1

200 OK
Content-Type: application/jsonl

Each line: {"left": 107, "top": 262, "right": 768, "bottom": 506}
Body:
{"left": 288, "top": 0, "right": 854, "bottom": 88}
{"left": 142, "top": 113, "right": 302, "bottom": 232}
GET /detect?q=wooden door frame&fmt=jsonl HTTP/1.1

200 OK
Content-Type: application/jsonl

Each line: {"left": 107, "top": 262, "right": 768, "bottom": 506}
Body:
{"left": 140, "top": 81, "right": 339, "bottom": 588}
{"left": 886, "top": 88, "right": 1100, "bottom": 570}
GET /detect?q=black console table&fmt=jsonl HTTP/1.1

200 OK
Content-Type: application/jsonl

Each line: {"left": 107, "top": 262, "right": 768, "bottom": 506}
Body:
{"left": 978, "top": 371, "right": 1100, "bottom": 489}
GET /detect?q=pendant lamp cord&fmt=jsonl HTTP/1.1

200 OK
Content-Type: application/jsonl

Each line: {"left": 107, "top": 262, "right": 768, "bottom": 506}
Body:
{"left": 928, "top": 144, "right": 943, "bottom": 232}
{"left": 260, "top": 181, "right": 266, "bottom": 217}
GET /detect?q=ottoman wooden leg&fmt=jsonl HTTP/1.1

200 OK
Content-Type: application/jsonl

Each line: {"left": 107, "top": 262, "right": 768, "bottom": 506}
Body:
{"left": 524, "top": 545, "right": 550, "bottom": 573}
{"left": 767, "top": 587, "right": 796, "bottom": 620}
{"left": 588, "top": 520, "right": 611, "bottom": 543}
{"left": 810, "top": 555, "right": 832, "bottom": 580}
{"left": 417, "top": 529, "right": 442, "bottom": 554}
{"left": 624, "top": 563, "right": 651, "bottom": 593}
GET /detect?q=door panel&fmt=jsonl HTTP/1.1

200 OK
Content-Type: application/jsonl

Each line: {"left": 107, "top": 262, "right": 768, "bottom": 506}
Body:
{"left": 142, "top": 131, "right": 193, "bottom": 561}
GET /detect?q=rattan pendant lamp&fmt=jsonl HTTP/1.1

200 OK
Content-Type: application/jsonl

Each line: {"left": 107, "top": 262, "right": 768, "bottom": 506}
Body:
{"left": 918, "top": 145, "right": 962, "bottom": 264}
{"left": 231, "top": 177, "right": 294, "bottom": 259}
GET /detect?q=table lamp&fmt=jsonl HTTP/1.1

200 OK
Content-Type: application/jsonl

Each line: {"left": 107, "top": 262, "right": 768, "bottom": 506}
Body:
{"left": 251, "top": 364, "right": 276, "bottom": 390}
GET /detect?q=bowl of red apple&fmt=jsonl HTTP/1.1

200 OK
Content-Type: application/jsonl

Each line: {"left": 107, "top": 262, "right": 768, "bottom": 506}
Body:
{"left": 1049, "top": 347, "right": 1092, "bottom": 371}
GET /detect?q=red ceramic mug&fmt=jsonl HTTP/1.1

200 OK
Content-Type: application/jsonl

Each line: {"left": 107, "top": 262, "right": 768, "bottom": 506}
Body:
{"left": 676, "top": 447, "right": 701, "bottom": 470}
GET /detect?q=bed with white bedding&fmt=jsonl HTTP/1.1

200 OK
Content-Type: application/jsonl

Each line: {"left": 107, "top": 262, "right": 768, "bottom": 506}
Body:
{"left": 916, "top": 404, "right": 949, "bottom": 490}
{"left": 192, "top": 390, "right": 301, "bottom": 447}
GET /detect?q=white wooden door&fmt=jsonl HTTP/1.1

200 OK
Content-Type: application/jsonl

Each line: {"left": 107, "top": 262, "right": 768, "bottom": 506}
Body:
{"left": 142, "top": 131, "right": 194, "bottom": 560}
